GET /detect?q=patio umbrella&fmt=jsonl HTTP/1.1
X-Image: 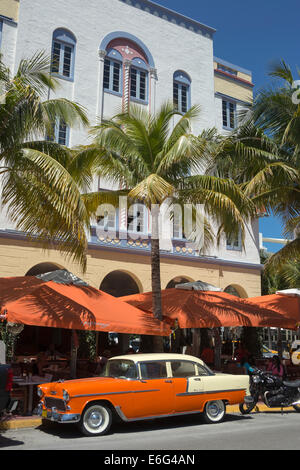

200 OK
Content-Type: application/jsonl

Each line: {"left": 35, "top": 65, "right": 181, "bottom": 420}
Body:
{"left": 175, "top": 280, "right": 222, "bottom": 292}
{"left": 121, "top": 289, "right": 298, "bottom": 330}
{"left": 248, "top": 291, "right": 300, "bottom": 327}
{"left": 0, "top": 271, "right": 171, "bottom": 336}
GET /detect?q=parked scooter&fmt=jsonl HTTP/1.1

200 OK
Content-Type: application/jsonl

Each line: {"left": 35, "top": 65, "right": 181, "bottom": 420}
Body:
{"left": 239, "top": 367, "right": 300, "bottom": 414}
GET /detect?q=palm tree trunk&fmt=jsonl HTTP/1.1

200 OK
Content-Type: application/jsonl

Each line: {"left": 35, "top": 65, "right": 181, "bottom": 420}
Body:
{"left": 151, "top": 204, "right": 164, "bottom": 352}
{"left": 151, "top": 205, "right": 162, "bottom": 321}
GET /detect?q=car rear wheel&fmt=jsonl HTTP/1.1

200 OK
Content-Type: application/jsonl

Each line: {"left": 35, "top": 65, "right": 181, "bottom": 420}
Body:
{"left": 203, "top": 400, "right": 226, "bottom": 424}
{"left": 78, "top": 403, "right": 112, "bottom": 437}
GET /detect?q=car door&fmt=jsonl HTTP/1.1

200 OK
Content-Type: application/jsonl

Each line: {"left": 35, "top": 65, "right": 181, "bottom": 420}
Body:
{"left": 171, "top": 360, "right": 206, "bottom": 413}
{"left": 128, "top": 360, "right": 175, "bottom": 419}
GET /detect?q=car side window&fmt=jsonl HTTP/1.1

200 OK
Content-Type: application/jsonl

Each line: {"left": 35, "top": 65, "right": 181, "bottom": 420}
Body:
{"left": 170, "top": 361, "right": 197, "bottom": 378}
{"left": 140, "top": 361, "right": 167, "bottom": 379}
{"left": 196, "top": 364, "right": 213, "bottom": 377}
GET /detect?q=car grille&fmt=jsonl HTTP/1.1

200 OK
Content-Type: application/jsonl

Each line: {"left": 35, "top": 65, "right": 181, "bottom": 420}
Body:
{"left": 44, "top": 397, "right": 66, "bottom": 411}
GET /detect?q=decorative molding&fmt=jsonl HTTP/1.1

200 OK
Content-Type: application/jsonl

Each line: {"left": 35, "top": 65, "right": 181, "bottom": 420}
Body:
{"left": 118, "top": 0, "right": 216, "bottom": 38}
{"left": 98, "top": 49, "right": 107, "bottom": 60}
{"left": 100, "top": 31, "right": 155, "bottom": 68}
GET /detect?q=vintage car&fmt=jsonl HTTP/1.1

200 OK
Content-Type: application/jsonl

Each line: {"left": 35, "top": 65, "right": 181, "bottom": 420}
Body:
{"left": 36, "top": 353, "right": 251, "bottom": 436}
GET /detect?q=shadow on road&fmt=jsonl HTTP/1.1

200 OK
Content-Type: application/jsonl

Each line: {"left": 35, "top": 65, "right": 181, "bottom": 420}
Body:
{"left": 0, "top": 431, "right": 24, "bottom": 448}
{"left": 37, "top": 412, "right": 253, "bottom": 440}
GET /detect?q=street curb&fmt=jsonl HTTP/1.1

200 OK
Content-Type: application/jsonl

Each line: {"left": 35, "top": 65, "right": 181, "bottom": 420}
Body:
{"left": 0, "top": 405, "right": 296, "bottom": 430}
{"left": 0, "top": 416, "right": 42, "bottom": 430}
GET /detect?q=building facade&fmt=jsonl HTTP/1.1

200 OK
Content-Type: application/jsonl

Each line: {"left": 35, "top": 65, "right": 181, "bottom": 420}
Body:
{"left": 0, "top": 0, "right": 261, "bottom": 299}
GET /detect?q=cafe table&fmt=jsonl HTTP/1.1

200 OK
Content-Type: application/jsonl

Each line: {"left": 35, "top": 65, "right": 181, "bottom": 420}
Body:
{"left": 13, "top": 375, "right": 52, "bottom": 415}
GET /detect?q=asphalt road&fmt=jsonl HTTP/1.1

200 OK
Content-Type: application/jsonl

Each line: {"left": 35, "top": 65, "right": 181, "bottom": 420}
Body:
{"left": 1, "top": 411, "right": 300, "bottom": 452}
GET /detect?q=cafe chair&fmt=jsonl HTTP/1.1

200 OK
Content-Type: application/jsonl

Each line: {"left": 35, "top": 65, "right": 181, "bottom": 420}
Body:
{"left": 9, "top": 387, "right": 27, "bottom": 415}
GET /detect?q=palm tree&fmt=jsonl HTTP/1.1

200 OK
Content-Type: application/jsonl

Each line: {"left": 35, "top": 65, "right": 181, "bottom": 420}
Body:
{"left": 210, "top": 61, "right": 300, "bottom": 273}
{"left": 0, "top": 51, "right": 92, "bottom": 269}
{"left": 88, "top": 103, "right": 256, "bottom": 328}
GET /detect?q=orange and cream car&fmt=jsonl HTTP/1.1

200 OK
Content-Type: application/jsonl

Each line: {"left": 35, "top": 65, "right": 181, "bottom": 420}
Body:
{"left": 36, "top": 353, "right": 251, "bottom": 436}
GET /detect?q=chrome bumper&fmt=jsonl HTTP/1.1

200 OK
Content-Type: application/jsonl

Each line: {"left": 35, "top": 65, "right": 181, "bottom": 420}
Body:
{"left": 36, "top": 403, "right": 80, "bottom": 424}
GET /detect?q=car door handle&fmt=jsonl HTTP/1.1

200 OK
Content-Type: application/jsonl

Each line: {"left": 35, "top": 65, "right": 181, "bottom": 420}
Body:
{"left": 194, "top": 378, "right": 201, "bottom": 381}
{"left": 165, "top": 380, "right": 173, "bottom": 383}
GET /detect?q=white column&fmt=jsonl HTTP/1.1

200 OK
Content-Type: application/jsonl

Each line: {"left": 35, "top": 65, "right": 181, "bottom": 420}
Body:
{"left": 97, "top": 49, "right": 107, "bottom": 121}
{"left": 149, "top": 67, "right": 158, "bottom": 115}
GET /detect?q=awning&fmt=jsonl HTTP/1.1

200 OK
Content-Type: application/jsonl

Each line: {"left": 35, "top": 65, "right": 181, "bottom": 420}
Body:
{"left": 248, "top": 292, "right": 300, "bottom": 328}
{"left": 0, "top": 272, "right": 171, "bottom": 336}
{"left": 122, "top": 289, "right": 298, "bottom": 329}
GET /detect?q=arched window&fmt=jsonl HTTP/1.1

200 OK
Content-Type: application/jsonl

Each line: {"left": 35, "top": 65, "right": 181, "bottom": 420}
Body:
{"left": 51, "top": 28, "right": 76, "bottom": 80}
{"left": 101, "top": 34, "right": 152, "bottom": 105}
{"left": 130, "top": 58, "right": 148, "bottom": 103}
{"left": 173, "top": 71, "right": 191, "bottom": 113}
{"left": 103, "top": 48, "right": 123, "bottom": 95}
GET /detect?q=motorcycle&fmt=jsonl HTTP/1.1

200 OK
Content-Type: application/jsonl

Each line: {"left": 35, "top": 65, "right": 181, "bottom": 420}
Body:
{"left": 239, "top": 367, "right": 300, "bottom": 414}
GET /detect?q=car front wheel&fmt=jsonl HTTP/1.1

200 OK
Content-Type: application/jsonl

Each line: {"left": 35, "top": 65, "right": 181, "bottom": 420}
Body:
{"left": 203, "top": 400, "right": 226, "bottom": 424}
{"left": 78, "top": 403, "right": 112, "bottom": 437}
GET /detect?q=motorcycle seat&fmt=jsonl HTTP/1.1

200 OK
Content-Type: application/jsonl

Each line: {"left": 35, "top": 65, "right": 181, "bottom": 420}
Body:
{"left": 283, "top": 380, "right": 300, "bottom": 388}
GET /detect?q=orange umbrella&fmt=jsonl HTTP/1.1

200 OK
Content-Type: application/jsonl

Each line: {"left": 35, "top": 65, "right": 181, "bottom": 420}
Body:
{"left": 122, "top": 289, "right": 298, "bottom": 329}
{"left": 247, "top": 293, "right": 300, "bottom": 327}
{"left": 0, "top": 274, "right": 170, "bottom": 336}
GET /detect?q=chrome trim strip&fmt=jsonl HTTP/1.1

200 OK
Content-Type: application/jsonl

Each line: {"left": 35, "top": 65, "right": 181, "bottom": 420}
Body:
{"left": 72, "top": 389, "right": 160, "bottom": 399}
{"left": 115, "top": 406, "right": 202, "bottom": 423}
{"left": 177, "top": 388, "right": 246, "bottom": 397}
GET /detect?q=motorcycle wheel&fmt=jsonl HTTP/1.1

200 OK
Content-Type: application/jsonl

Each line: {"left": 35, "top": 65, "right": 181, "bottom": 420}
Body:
{"left": 239, "top": 402, "right": 256, "bottom": 415}
{"left": 293, "top": 404, "right": 300, "bottom": 413}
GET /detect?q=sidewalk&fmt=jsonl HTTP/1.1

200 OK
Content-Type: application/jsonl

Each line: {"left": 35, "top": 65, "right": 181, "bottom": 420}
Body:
{"left": 0, "top": 404, "right": 296, "bottom": 430}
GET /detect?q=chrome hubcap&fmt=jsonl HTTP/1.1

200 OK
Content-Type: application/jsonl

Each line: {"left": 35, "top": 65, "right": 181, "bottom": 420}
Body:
{"left": 207, "top": 401, "right": 224, "bottom": 420}
{"left": 88, "top": 411, "right": 103, "bottom": 429}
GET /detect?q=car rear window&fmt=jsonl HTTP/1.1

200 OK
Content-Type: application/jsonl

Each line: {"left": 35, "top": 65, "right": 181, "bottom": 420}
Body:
{"left": 170, "top": 361, "right": 197, "bottom": 378}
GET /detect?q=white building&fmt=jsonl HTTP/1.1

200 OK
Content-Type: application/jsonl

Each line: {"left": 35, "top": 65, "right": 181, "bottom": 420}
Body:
{"left": 0, "top": 0, "right": 261, "bottom": 299}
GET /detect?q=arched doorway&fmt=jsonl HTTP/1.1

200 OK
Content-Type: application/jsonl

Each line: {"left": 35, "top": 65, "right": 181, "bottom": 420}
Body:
{"left": 166, "top": 277, "right": 193, "bottom": 289}
{"left": 16, "top": 262, "right": 69, "bottom": 359}
{"left": 224, "top": 284, "right": 247, "bottom": 299}
{"left": 99, "top": 271, "right": 141, "bottom": 353}
{"left": 25, "top": 262, "right": 64, "bottom": 277}
{"left": 100, "top": 271, "right": 141, "bottom": 298}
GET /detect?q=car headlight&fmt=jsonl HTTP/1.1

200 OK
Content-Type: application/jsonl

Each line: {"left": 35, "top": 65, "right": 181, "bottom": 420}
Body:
{"left": 63, "top": 389, "right": 70, "bottom": 402}
{"left": 37, "top": 387, "right": 43, "bottom": 398}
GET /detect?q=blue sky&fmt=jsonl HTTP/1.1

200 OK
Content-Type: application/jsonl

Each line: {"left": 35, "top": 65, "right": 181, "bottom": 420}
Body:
{"left": 155, "top": 0, "right": 300, "bottom": 252}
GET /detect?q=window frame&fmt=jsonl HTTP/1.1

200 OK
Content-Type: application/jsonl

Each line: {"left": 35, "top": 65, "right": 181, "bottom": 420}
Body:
{"left": 51, "top": 29, "right": 76, "bottom": 82}
{"left": 173, "top": 71, "right": 191, "bottom": 114}
{"left": 226, "top": 230, "right": 242, "bottom": 252}
{"left": 103, "top": 49, "right": 123, "bottom": 97}
{"left": 130, "top": 58, "right": 149, "bottom": 105}
{"left": 46, "top": 118, "right": 70, "bottom": 147}
{"left": 127, "top": 203, "right": 148, "bottom": 236}
{"left": 96, "top": 204, "right": 117, "bottom": 233}
{"left": 222, "top": 99, "right": 237, "bottom": 131}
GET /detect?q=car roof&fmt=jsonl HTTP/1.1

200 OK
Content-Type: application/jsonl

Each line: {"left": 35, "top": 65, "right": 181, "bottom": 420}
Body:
{"left": 110, "top": 353, "right": 205, "bottom": 365}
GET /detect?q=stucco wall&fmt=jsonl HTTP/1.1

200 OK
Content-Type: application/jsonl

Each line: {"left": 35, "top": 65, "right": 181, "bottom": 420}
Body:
{"left": 13, "top": 0, "right": 215, "bottom": 146}
{"left": 0, "top": 235, "right": 262, "bottom": 298}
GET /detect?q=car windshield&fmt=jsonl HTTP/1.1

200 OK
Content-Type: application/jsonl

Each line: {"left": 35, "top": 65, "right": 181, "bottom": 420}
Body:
{"left": 101, "top": 359, "right": 137, "bottom": 379}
